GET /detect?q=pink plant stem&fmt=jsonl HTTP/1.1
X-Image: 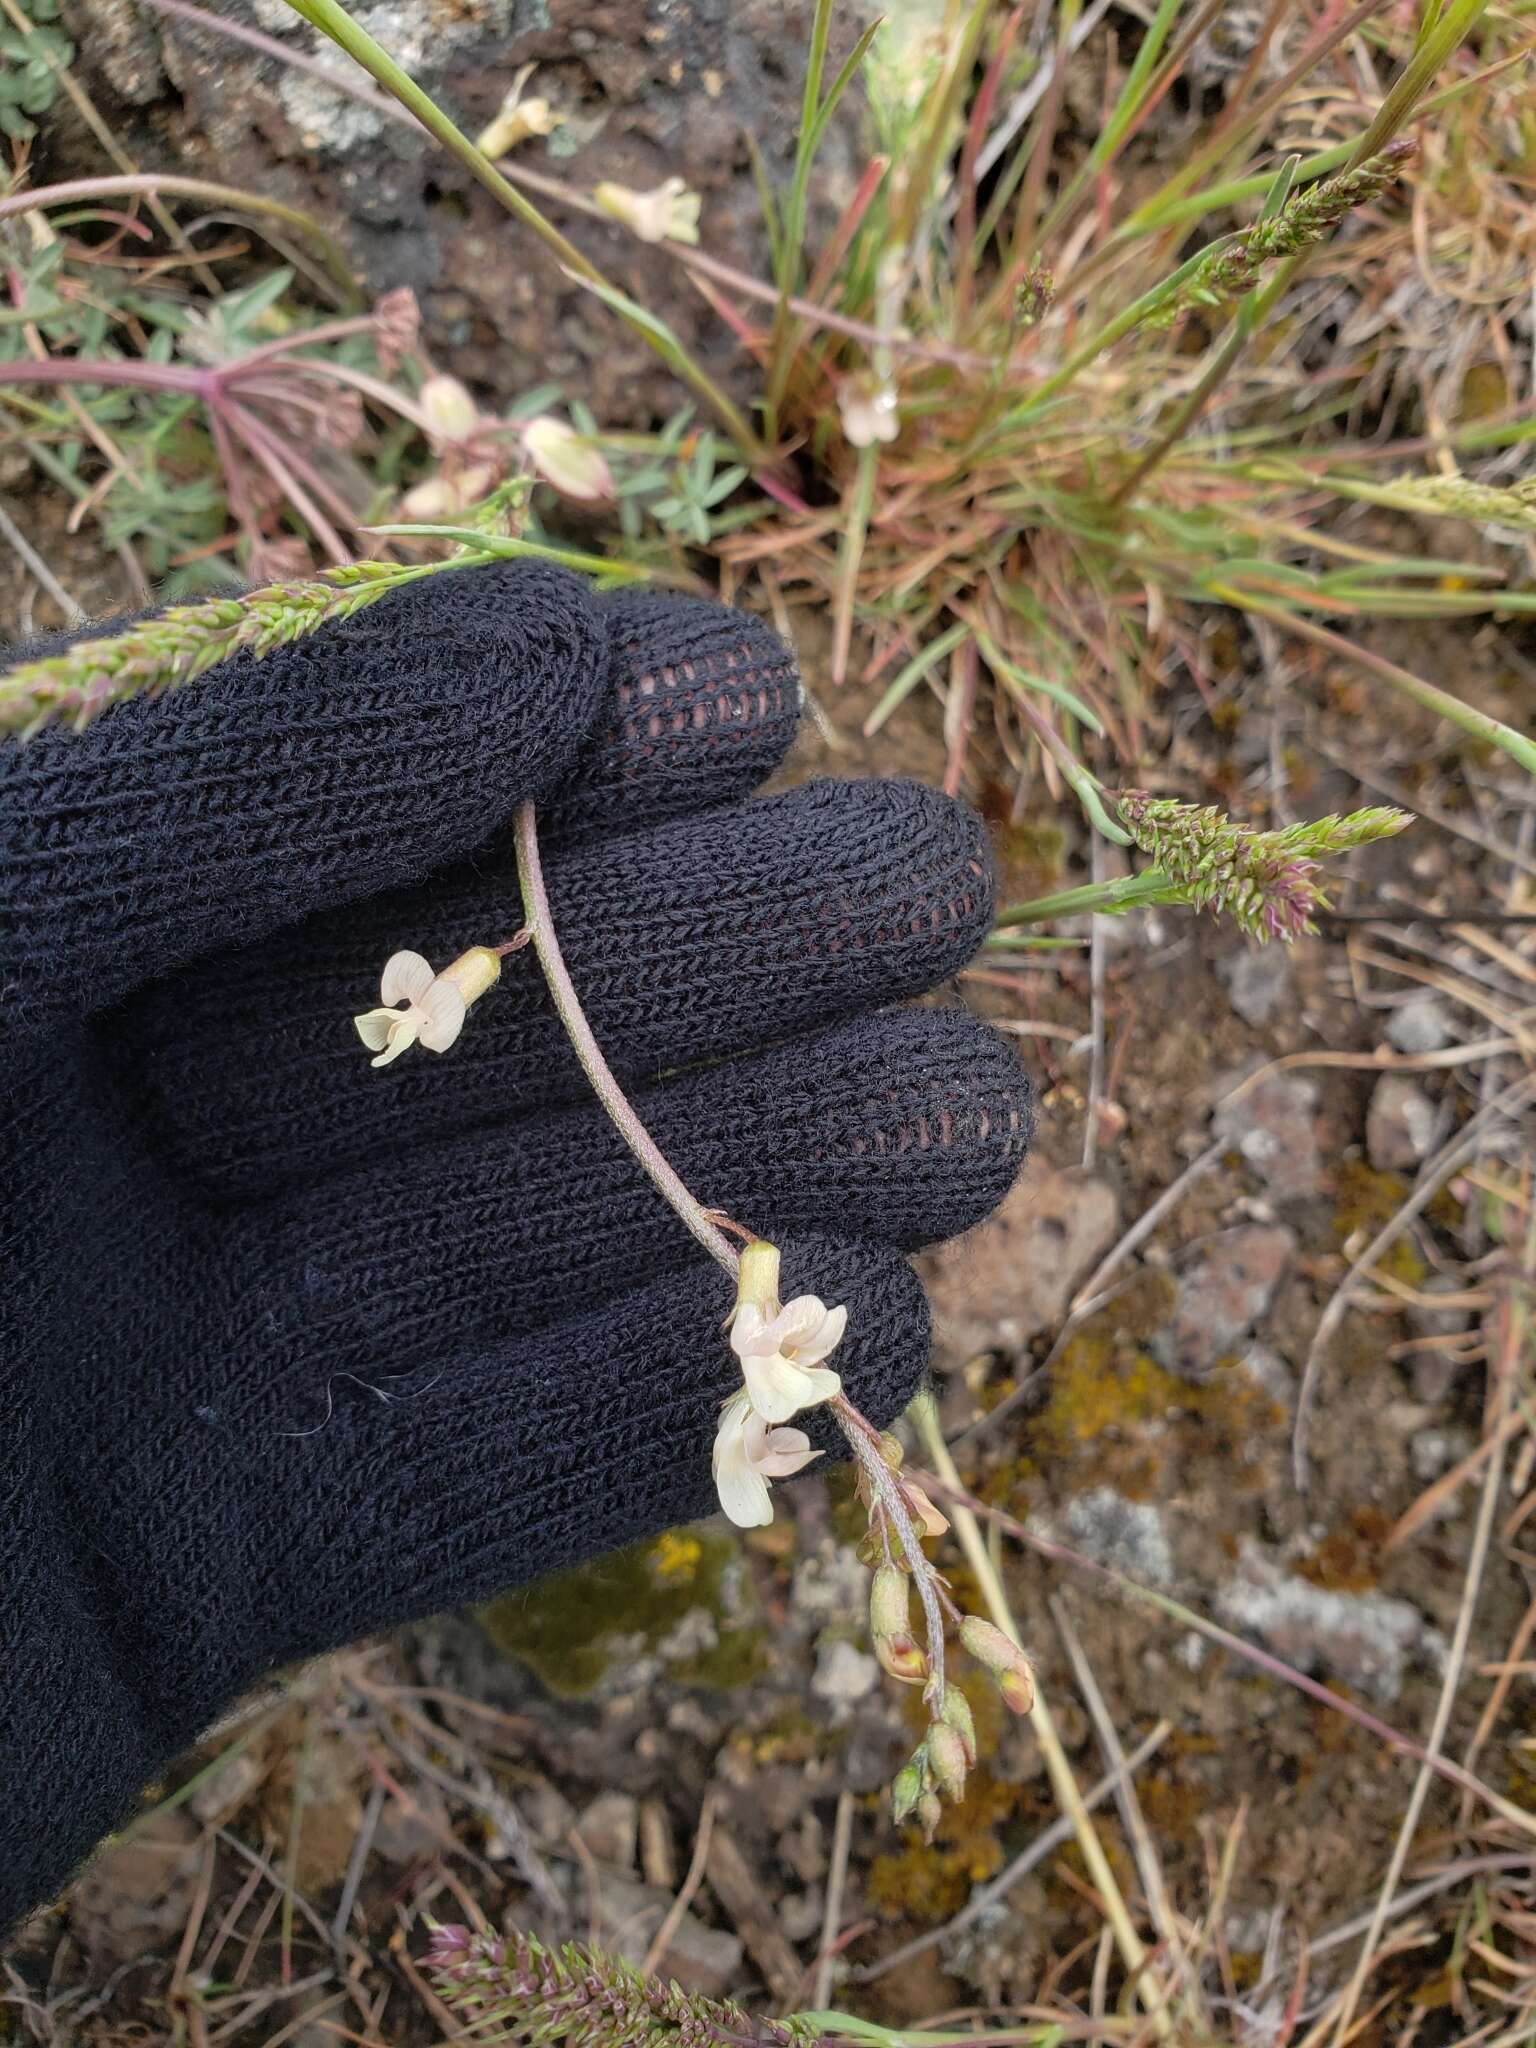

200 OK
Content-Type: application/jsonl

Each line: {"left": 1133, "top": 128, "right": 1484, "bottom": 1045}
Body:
{"left": 922, "top": 1469, "right": 1536, "bottom": 1839}
{"left": 512, "top": 801, "right": 947, "bottom": 1692}
{"left": 0, "top": 357, "right": 216, "bottom": 398}
{"left": 512, "top": 802, "right": 739, "bottom": 1275}
{"left": 222, "top": 403, "right": 353, "bottom": 564}
{"left": 216, "top": 318, "right": 382, "bottom": 376}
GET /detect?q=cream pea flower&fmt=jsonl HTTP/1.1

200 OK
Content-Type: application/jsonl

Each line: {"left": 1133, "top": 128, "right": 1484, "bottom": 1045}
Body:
{"left": 353, "top": 947, "right": 501, "bottom": 1068}
{"left": 727, "top": 1239, "right": 846, "bottom": 1425}
{"left": 522, "top": 416, "right": 614, "bottom": 502}
{"left": 594, "top": 175, "right": 701, "bottom": 246}
{"left": 730, "top": 1295, "right": 846, "bottom": 1424}
{"left": 712, "top": 1390, "right": 821, "bottom": 1528}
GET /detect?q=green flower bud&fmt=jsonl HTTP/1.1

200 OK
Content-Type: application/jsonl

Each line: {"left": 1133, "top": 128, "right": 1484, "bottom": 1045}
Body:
{"left": 891, "top": 1763, "right": 926, "bottom": 1826}
{"left": 926, "top": 1721, "right": 968, "bottom": 1802}
{"left": 959, "top": 1616, "right": 1035, "bottom": 1715}
{"left": 939, "top": 1684, "right": 977, "bottom": 1767}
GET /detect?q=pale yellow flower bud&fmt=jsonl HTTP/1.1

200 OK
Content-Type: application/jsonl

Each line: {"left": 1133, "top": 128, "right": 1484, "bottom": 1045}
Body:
{"left": 959, "top": 1616, "right": 1036, "bottom": 1716}
{"left": 521, "top": 416, "right": 614, "bottom": 502}
{"left": 593, "top": 176, "right": 701, "bottom": 246}
{"left": 476, "top": 64, "right": 558, "bottom": 156}
{"left": 938, "top": 1684, "right": 977, "bottom": 1767}
{"left": 869, "top": 1565, "right": 925, "bottom": 1684}
{"left": 420, "top": 375, "right": 480, "bottom": 443}
{"left": 927, "top": 1721, "right": 968, "bottom": 1802}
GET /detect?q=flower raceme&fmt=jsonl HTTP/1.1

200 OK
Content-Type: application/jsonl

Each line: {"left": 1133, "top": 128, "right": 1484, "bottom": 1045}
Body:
{"left": 353, "top": 946, "right": 502, "bottom": 1067}
{"left": 712, "top": 1239, "right": 848, "bottom": 1527}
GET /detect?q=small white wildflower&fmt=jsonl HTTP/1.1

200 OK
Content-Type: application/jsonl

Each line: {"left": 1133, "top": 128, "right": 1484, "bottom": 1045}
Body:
{"left": 838, "top": 374, "right": 899, "bottom": 447}
{"left": 712, "top": 1390, "right": 821, "bottom": 1528}
{"left": 593, "top": 175, "right": 701, "bottom": 246}
{"left": 353, "top": 947, "right": 501, "bottom": 1068}
{"left": 420, "top": 375, "right": 481, "bottom": 444}
{"left": 476, "top": 65, "right": 557, "bottom": 157}
{"left": 731, "top": 1296, "right": 846, "bottom": 1422}
{"left": 727, "top": 1239, "right": 845, "bottom": 1425}
{"left": 521, "top": 416, "right": 614, "bottom": 502}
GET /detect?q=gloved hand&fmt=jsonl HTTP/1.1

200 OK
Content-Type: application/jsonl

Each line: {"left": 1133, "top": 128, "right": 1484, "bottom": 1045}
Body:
{"left": 0, "top": 562, "right": 1031, "bottom": 1929}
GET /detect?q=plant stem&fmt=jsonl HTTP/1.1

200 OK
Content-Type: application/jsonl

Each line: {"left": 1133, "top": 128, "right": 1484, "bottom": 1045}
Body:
{"left": 1213, "top": 589, "right": 1536, "bottom": 778}
{"left": 914, "top": 1397, "right": 1175, "bottom": 2040}
{"left": 279, "top": 0, "right": 765, "bottom": 462}
{"left": 0, "top": 174, "right": 359, "bottom": 303}
{"left": 510, "top": 801, "right": 952, "bottom": 1695}
{"left": 512, "top": 802, "right": 738, "bottom": 1274}
{"left": 993, "top": 870, "right": 1177, "bottom": 927}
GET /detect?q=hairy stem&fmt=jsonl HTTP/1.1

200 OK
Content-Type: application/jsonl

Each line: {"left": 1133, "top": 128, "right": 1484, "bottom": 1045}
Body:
{"left": 511, "top": 801, "right": 952, "bottom": 1685}
{"left": 512, "top": 802, "right": 739, "bottom": 1274}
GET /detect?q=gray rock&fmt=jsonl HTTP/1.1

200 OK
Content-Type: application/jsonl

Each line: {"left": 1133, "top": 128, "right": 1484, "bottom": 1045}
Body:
{"left": 1411, "top": 1426, "right": 1474, "bottom": 1484}
{"left": 1386, "top": 993, "right": 1455, "bottom": 1054}
{"left": 1220, "top": 945, "right": 1292, "bottom": 1027}
{"left": 811, "top": 1638, "right": 880, "bottom": 1708}
{"left": 778, "top": 1889, "right": 825, "bottom": 1943}
{"left": 574, "top": 1792, "right": 639, "bottom": 1870}
{"left": 1367, "top": 1074, "right": 1442, "bottom": 1170}
{"left": 1214, "top": 1073, "right": 1320, "bottom": 1200}
{"left": 1215, "top": 1541, "right": 1434, "bottom": 1703}
{"left": 1164, "top": 1226, "right": 1295, "bottom": 1377}
{"left": 1062, "top": 1488, "right": 1174, "bottom": 1586}
{"left": 595, "top": 1875, "right": 743, "bottom": 1996}
{"left": 1236, "top": 1342, "right": 1295, "bottom": 1411}
{"left": 920, "top": 1156, "right": 1120, "bottom": 1362}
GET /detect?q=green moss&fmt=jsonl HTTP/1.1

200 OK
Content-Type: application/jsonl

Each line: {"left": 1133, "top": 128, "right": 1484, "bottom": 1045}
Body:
{"left": 1332, "top": 1160, "right": 1427, "bottom": 1288}
{"left": 1030, "top": 1271, "right": 1281, "bottom": 1494}
{"left": 479, "top": 1526, "right": 762, "bottom": 1698}
{"left": 669, "top": 1624, "right": 769, "bottom": 1690}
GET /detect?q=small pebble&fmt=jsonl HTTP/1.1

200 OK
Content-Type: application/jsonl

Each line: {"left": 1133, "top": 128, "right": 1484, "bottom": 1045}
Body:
{"left": 1367, "top": 1073, "right": 1442, "bottom": 1170}
{"left": 1386, "top": 993, "right": 1455, "bottom": 1054}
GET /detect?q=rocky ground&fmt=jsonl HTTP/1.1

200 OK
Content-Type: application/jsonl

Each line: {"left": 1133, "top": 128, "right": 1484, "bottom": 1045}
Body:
{"left": 5, "top": 2, "right": 1534, "bottom": 2040}
{"left": 6, "top": 605, "right": 1531, "bottom": 2045}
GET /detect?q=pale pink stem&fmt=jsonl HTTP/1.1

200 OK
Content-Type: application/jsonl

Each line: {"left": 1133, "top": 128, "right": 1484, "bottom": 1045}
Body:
{"left": 0, "top": 357, "right": 215, "bottom": 397}
{"left": 223, "top": 404, "right": 353, "bottom": 564}
{"left": 513, "top": 802, "right": 739, "bottom": 1274}
{"left": 512, "top": 798, "right": 947, "bottom": 1695}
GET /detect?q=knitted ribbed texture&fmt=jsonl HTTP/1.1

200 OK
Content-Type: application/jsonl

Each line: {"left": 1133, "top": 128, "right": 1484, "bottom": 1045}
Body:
{"left": 0, "top": 571, "right": 1032, "bottom": 1933}
{"left": 553, "top": 589, "right": 802, "bottom": 837}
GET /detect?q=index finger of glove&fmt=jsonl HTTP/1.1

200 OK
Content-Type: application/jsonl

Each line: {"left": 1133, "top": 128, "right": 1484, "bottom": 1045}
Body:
{"left": 0, "top": 561, "right": 607, "bottom": 1035}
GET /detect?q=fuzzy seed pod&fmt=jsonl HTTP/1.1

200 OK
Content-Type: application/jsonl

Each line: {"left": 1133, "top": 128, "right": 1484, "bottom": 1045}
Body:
{"left": 959, "top": 1616, "right": 1036, "bottom": 1716}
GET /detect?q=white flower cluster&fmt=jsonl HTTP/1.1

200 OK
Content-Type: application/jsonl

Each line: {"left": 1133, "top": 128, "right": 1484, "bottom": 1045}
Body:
{"left": 711, "top": 1241, "right": 847, "bottom": 1528}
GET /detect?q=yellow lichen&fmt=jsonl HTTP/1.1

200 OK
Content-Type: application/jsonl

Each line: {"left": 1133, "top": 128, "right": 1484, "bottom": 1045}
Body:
{"left": 1332, "top": 1160, "right": 1428, "bottom": 1288}
{"left": 1028, "top": 1277, "right": 1282, "bottom": 1500}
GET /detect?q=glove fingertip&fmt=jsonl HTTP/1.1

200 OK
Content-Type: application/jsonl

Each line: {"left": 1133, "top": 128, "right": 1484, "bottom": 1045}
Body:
{"left": 547, "top": 592, "right": 802, "bottom": 839}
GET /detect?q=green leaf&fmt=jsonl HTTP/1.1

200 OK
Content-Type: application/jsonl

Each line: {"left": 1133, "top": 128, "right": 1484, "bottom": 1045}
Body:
{"left": 216, "top": 268, "right": 296, "bottom": 336}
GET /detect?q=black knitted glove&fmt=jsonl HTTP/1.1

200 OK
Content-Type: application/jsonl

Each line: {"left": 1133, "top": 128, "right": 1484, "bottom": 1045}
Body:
{"left": 0, "top": 563, "right": 1031, "bottom": 1930}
